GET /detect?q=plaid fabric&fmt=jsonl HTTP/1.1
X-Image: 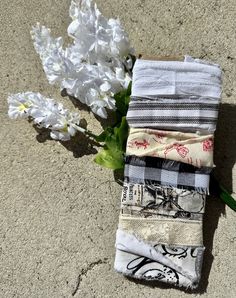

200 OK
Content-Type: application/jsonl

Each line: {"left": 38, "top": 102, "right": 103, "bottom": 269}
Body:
{"left": 124, "top": 156, "right": 211, "bottom": 193}
{"left": 127, "top": 96, "right": 219, "bottom": 132}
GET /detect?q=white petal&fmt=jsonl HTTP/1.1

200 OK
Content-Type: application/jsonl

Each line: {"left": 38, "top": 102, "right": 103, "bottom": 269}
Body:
{"left": 100, "top": 81, "right": 111, "bottom": 92}
{"left": 30, "top": 0, "right": 133, "bottom": 118}
{"left": 91, "top": 105, "right": 107, "bottom": 118}
{"left": 68, "top": 125, "right": 77, "bottom": 136}
{"left": 67, "top": 19, "right": 80, "bottom": 38}
{"left": 50, "top": 130, "right": 71, "bottom": 141}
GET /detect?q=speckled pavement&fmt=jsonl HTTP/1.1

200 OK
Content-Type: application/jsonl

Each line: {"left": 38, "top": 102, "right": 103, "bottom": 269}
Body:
{"left": 0, "top": 0, "right": 235, "bottom": 297}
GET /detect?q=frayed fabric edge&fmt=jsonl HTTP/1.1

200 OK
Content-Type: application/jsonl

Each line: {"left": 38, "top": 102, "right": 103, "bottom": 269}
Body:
{"left": 124, "top": 179, "right": 210, "bottom": 195}
{"left": 114, "top": 262, "right": 199, "bottom": 290}
{"left": 115, "top": 229, "right": 203, "bottom": 282}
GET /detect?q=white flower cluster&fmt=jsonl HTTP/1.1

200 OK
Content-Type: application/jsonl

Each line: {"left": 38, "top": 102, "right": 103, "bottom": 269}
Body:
{"left": 31, "top": 0, "right": 133, "bottom": 118}
{"left": 8, "top": 92, "right": 84, "bottom": 141}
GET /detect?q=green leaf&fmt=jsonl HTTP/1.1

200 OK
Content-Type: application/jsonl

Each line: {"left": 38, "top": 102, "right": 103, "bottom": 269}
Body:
{"left": 94, "top": 117, "right": 129, "bottom": 170}
{"left": 94, "top": 84, "right": 131, "bottom": 171}
{"left": 219, "top": 185, "right": 236, "bottom": 211}
{"left": 114, "top": 92, "right": 128, "bottom": 116}
{"left": 94, "top": 127, "right": 113, "bottom": 142}
{"left": 114, "top": 116, "right": 129, "bottom": 151}
{"left": 126, "top": 81, "right": 132, "bottom": 96}
{"left": 94, "top": 148, "right": 124, "bottom": 170}
{"left": 114, "top": 83, "right": 131, "bottom": 117}
{"left": 210, "top": 176, "right": 236, "bottom": 212}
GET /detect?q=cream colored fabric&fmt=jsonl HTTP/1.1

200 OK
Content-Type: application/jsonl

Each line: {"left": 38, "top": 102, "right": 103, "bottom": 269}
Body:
{"left": 118, "top": 216, "right": 203, "bottom": 246}
{"left": 126, "top": 128, "right": 214, "bottom": 168}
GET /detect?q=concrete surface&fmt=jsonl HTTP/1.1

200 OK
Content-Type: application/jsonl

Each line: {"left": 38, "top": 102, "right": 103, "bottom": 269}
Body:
{"left": 0, "top": 0, "right": 236, "bottom": 297}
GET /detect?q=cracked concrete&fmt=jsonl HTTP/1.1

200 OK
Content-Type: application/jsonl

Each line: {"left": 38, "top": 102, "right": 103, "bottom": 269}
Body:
{"left": 0, "top": 0, "right": 236, "bottom": 297}
{"left": 72, "top": 259, "right": 109, "bottom": 296}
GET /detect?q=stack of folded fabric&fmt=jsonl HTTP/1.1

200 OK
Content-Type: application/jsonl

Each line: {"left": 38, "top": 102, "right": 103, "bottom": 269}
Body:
{"left": 114, "top": 56, "right": 222, "bottom": 289}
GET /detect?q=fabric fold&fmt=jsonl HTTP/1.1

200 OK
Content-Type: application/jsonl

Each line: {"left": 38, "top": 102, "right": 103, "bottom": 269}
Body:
{"left": 125, "top": 156, "right": 211, "bottom": 193}
{"left": 127, "top": 96, "right": 219, "bottom": 133}
{"left": 126, "top": 128, "right": 214, "bottom": 168}
{"left": 114, "top": 247, "right": 204, "bottom": 289}
{"left": 115, "top": 229, "right": 205, "bottom": 285}
{"left": 131, "top": 58, "right": 222, "bottom": 99}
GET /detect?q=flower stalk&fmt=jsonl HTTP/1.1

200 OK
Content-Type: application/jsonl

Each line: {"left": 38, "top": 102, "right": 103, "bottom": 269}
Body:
{"left": 30, "top": 0, "right": 134, "bottom": 119}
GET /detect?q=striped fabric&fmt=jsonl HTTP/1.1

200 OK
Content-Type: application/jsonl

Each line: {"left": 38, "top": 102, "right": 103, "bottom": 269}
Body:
{"left": 127, "top": 96, "right": 219, "bottom": 133}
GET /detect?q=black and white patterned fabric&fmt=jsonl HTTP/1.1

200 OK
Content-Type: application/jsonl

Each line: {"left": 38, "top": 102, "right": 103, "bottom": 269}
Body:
{"left": 114, "top": 245, "right": 204, "bottom": 288}
{"left": 121, "top": 182, "right": 206, "bottom": 221}
{"left": 124, "top": 156, "right": 211, "bottom": 193}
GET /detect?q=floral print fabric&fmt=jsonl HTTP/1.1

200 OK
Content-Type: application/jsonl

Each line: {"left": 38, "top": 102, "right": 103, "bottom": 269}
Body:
{"left": 126, "top": 128, "right": 214, "bottom": 168}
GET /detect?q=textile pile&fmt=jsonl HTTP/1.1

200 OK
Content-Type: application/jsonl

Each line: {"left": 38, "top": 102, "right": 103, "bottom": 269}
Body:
{"left": 114, "top": 56, "right": 222, "bottom": 288}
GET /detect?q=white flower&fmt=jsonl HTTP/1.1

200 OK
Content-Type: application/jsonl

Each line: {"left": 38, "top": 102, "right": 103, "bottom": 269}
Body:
{"left": 31, "top": 0, "right": 134, "bottom": 118}
{"left": 85, "top": 87, "right": 116, "bottom": 118}
{"left": 31, "top": 24, "right": 75, "bottom": 84}
{"left": 68, "top": 0, "right": 133, "bottom": 63}
{"left": 7, "top": 93, "right": 31, "bottom": 119}
{"left": 7, "top": 92, "right": 84, "bottom": 141}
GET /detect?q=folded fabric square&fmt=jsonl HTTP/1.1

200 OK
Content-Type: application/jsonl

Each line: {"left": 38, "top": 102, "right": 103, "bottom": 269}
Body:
{"left": 126, "top": 128, "right": 214, "bottom": 168}
{"left": 114, "top": 246, "right": 204, "bottom": 288}
{"left": 131, "top": 57, "right": 222, "bottom": 99}
{"left": 124, "top": 156, "right": 211, "bottom": 193}
{"left": 127, "top": 96, "right": 219, "bottom": 133}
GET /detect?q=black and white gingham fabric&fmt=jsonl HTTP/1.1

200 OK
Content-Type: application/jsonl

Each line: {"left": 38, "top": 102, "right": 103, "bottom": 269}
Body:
{"left": 127, "top": 96, "right": 219, "bottom": 132}
{"left": 124, "top": 156, "right": 211, "bottom": 193}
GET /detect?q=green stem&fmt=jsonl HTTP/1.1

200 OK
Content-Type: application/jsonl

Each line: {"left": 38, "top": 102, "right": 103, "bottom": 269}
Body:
{"left": 219, "top": 184, "right": 236, "bottom": 211}
{"left": 84, "top": 130, "right": 99, "bottom": 141}
{"left": 82, "top": 129, "right": 104, "bottom": 148}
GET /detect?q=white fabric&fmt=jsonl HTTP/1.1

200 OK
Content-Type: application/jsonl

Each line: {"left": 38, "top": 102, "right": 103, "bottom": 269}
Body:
{"left": 115, "top": 229, "right": 203, "bottom": 282}
{"left": 131, "top": 57, "right": 222, "bottom": 99}
{"left": 114, "top": 248, "right": 204, "bottom": 289}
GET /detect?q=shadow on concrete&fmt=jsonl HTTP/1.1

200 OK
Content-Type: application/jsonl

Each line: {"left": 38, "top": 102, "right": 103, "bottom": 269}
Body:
{"left": 61, "top": 88, "right": 116, "bottom": 129}
{"left": 198, "top": 102, "right": 236, "bottom": 293}
{"left": 59, "top": 131, "right": 99, "bottom": 158}
{"left": 214, "top": 103, "right": 236, "bottom": 192}
{"left": 61, "top": 88, "right": 91, "bottom": 113}
{"left": 33, "top": 124, "right": 100, "bottom": 158}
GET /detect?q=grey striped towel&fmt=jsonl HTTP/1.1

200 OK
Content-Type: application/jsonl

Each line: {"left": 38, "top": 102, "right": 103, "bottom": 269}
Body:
{"left": 127, "top": 96, "right": 219, "bottom": 133}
